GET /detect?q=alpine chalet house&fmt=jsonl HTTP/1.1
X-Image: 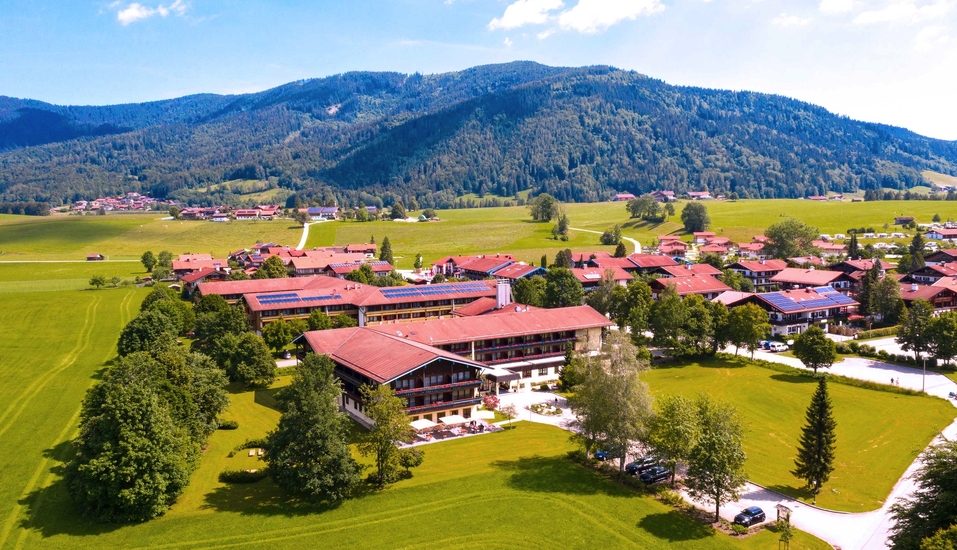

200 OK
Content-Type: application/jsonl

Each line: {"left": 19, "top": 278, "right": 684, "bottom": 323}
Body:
{"left": 725, "top": 287, "right": 858, "bottom": 337}
{"left": 771, "top": 268, "right": 854, "bottom": 292}
{"left": 725, "top": 259, "right": 788, "bottom": 292}
{"left": 649, "top": 274, "right": 732, "bottom": 299}
{"left": 295, "top": 304, "right": 612, "bottom": 425}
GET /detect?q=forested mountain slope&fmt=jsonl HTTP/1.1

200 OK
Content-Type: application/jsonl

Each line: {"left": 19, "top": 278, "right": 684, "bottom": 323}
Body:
{"left": 1, "top": 62, "right": 954, "bottom": 206}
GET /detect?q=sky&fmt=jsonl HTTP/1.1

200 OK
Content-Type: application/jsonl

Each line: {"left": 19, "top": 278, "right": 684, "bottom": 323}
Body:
{"left": 0, "top": 0, "right": 955, "bottom": 140}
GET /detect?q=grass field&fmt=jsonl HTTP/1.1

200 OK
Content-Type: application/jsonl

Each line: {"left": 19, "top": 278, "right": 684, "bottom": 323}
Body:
{"left": 642, "top": 358, "right": 954, "bottom": 512}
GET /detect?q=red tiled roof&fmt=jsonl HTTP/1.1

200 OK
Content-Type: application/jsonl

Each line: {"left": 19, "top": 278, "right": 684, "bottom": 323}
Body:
{"left": 699, "top": 244, "right": 730, "bottom": 253}
{"left": 658, "top": 236, "right": 682, "bottom": 242}
{"left": 628, "top": 255, "right": 680, "bottom": 269}
{"left": 458, "top": 257, "right": 515, "bottom": 274}
{"left": 754, "top": 287, "right": 859, "bottom": 313}
{"left": 179, "top": 268, "right": 221, "bottom": 284}
{"left": 198, "top": 275, "right": 336, "bottom": 297}
{"left": 345, "top": 244, "right": 377, "bottom": 253}
{"left": 753, "top": 236, "right": 769, "bottom": 243}
{"left": 711, "top": 291, "right": 755, "bottom": 305}
{"left": 367, "top": 305, "right": 612, "bottom": 345}
{"left": 656, "top": 264, "right": 723, "bottom": 277}
{"left": 836, "top": 259, "right": 894, "bottom": 271}
{"left": 901, "top": 284, "right": 956, "bottom": 302}
{"left": 736, "top": 243, "right": 764, "bottom": 252}
{"left": 693, "top": 232, "right": 716, "bottom": 237}
{"left": 450, "top": 297, "right": 498, "bottom": 317}
{"left": 325, "top": 261, "right": 393, "bottom": 275}
{"left": 177, "top": 253, "right": 213, "bottom": 261}
{"left": 301, "top": 328, "right": 486, "bottom": 384}
{"left": 289, "top": 254, "right": 369, "bottom": 271}
{"left": 932, "top": 277, "right": 957, "bottom": 290}
{"left": 812, "top": 240, "right": 847, "bottom": 252}
{"left": 490, "top": 263, "right": 543, "bottom": 280}
{"left": 772, "top": 268, "right": 845, "bottom": 286}
{"left": 650, "top": 274, "right": 732, "bottom": 295}
{"left": 590, "top": 257, "right": 641, "bottom": 270}
{"left": 570, "top": 266, "right": 632, "bottom": 283}
{"left": 706, "top": 237, "right": 730, "bottom": 245}
{"left": 172, "top": 259, "right": 226, "bottom": 272}
{"left": 931, "top": 229, "right": 957, "bottom": 237}
{"left": 921, "top": 262, "right": 957, "bottom": 277}
{"left": 658, "top": 243, "right": 689, "bottom": 253}
{"left": 789, "top": 256, "right": 827, "bottom": 266}
{"left": 728, "top": 259, "right": 788, "bottom": 272}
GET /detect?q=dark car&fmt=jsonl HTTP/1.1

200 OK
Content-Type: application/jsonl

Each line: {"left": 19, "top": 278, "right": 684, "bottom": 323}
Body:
{"left": 594, "top": 447, "right": 622, "bottom": 461}
{"left": 638, "top": 466, "right": 671, "bottom": 484}
{"left": 733, "top": 506, "right": 766, "bottom": 527}
{"left": 625, "top": 456, "right": 657, "bottom": 475}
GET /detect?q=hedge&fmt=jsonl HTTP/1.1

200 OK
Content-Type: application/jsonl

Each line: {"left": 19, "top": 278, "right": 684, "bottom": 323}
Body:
{"left": 219, "top": 469, "right": 269, "bottom": 483}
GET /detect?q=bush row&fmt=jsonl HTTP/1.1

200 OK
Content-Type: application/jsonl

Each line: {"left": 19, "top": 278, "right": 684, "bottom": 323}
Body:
{"left": 835, "top": 342, "right": 941, "bottom": 370}
{"left": 219, "top": 469, "right": 269, "bottom": 483}
{"left": 234, "top": 437, "right": 268, "bottom": 451}
{"left": 217, "top": 419, "right": 239, "bottom": 430}
{"left": 856, "top": 326, "right": 898, "bottom": 339}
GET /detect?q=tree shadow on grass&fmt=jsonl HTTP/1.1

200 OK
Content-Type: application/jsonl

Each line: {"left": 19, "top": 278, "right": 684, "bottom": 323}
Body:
{"left": 769, "top": 374, "right": 817, "bottom": 385}
{"left": 490, "top": 455, "right": 638, "bottom": 498}
{"left": 637, "top": 511, "right": 716, "bottom": 542}
{"left": 254, "top": 387, "right": 282, "bottom": 412}
{"left": 17, "top": 441, "right": 126, "bottom": 538}
{"left": 766, "top": 484, "right": 815, "bottom": 502}
{"left": 200, "top": 476, "right": 376, "bottom": 517}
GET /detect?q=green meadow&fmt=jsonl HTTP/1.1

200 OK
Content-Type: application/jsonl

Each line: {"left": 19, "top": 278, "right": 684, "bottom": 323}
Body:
{"left": 0, "top": 198, "right": 949, "bottom": 267}
{"left": 642, "top": 359, "right": 955, "bottom": 512}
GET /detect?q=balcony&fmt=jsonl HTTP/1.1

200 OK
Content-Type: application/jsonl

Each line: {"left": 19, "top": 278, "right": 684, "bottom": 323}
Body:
{"left": 473, "top": 335, "right": 577, "bottom": 354}
{"left": 394, "top": 380, "right": 481, "bottom": 397}
{"left": 485, "top": 351, "right": 565, "bottom": 365}
{"left": 404, "top": 397, "right": 482, "bottom": 413}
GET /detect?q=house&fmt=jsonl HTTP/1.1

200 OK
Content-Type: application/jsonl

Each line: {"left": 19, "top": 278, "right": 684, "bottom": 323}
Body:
{"left": 86, "top": 254, "right": 105, "bottom": 261}
{"left": 432, "top": 254, "right": 516, "bottom": 277}
{"left": 288, "top": 254, "right": 369, "bottom": 276}
{"left": 324, "top": 261, "right": 394, "bottom": 279}
{"left": 925, "top": 249, "right": 957, "bottom": 265}
{"left": 735, "top": 242, "right": 766, "bottom": 260}
{"left": 908, "top": 262, "right": 957, "bottom": 284}
{"left": 726, "top": 259, "right": 788, "bottom": 292}
{"left": 771, "top": 268, "right": 853, "bottom": 291}
{"left": 895, "top": 216, "right": 916, "bottom": 225}
{"left": 488, "top": 262, "right": 546, "bottom": 283}
{"left": 257, "top": 205, "right": 281, "bottom": 219}
{"left": 901, "top": 282, "right": 957, "bottom": 312}
{"left": 457, "top": 256, "right": 515, "bottom": 280}
{"left": 211, "top": 212, "right": 229, "bottom": 222}
{"left": 624, "top": 254, "right": 680, "bottom": 274}
{"left": 699, "top": 244, "right": 731, "bottom": 260}
{"left": 651, "top": 263, "right": 723, "bottom": 279}
{"left": 657, "top": 241, "right": 689, "bottom": 257}
{"left": 649, "top": 275, "right": 732, "bottom": 300}
{"left": 927, "top": 228, "right": 957, "bottom": 241}
{"left": 234, "top": 209, "right": 260, "bottom": 220}
{"left": 345, "top": 243, "right": 377, "bottom": 257}
{"left": 614, "top": 193, "right": 637, "bottom": 202}
{"left": 296, "top": 304, "right": 612, "bottom": 425}
{"left": 687, "top": 191, "right": 712, "bottom": 200}
{"left": 725, "top": 286, "right": 858, "bottom": 337}
{"left": 306, "top": 206, "right": 339, "bottom": 220}
{"left": 807, "top": 195, "right": 828, "bottom": 201}
{"left": 650, "top": 190, "right": 675, "bottom": 202}
{"left": 830, "top": 259, "right": 894, "bottom": 277}
{"left": 789, "top": 256, "right": 827, "bottom": 267}
{"left": 172, "top": 258, "right": 228, "bottom": 277}
{"left": 571, "top": 267, "right": 632, "bottom": 290}
{"left": 179, "top": 267, "right": 230, "bottom": 294}
{"left": 812, "top": 240, "right": 846, "bottom": 258}
{"left": 693, "top": 232, "right": 717, "bottom": 245}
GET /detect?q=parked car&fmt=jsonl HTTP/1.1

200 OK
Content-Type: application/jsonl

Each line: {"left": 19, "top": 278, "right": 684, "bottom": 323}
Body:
{"left": 733, "top": 506, "right": 766, "bottom": 527}
{"left": 759, "top": 340, "right": 771, "bottom": 350}
{"left": 594, "top": 447, "right": 622, "bottom": 461}
{"left": 282, "top": 350, "right": 292, "bottom": 359}
{"left": 638, "top": 466, "right": 671, "bottom": 484}
{"left": 768, "top": 342, "right": 789, "bottom": 352}
{"left": 625, "top": 456, "right": 657, "bottom": 475}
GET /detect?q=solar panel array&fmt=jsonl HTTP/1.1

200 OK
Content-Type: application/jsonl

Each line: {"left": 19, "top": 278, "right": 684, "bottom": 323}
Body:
{"left": 760, "top": 287, "right": 856, "bottom": 313}
{"left": 256, "top": 293, "right": 343, "bottom": 306}
{"left": 378, "top": 282, "right": 492, "bottom": 300}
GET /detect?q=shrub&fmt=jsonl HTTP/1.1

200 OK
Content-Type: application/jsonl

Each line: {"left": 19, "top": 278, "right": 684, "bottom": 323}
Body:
{"left": 877, "top": 350, "right": 890, "bottom": 360}
{"left": 857, "top": 326, "right": 898, "bottom": 339}
{"left": 234, "top": 437, "right": 268, "bottom": 451}
{"left": 658, "top": 489, "right": 685, "bottom": 507}
{"left": 539, "top": 383, "right": 550, "bottom": 392}
{"left": 567, "top": 449, "right": 587, "bottom": 463}
{"left": 218, "top": 419, "right": 239, "bottom": 430}
{"left": 731, "top": 523, "right": 749, "bottom": 536}
{"left": 219, "top": 469, "right": 268, "bottom": 483}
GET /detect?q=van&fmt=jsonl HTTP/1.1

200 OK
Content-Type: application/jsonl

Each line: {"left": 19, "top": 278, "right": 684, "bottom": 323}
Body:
{"left": 768, "top": 342, "right": 789, "bottom": 352}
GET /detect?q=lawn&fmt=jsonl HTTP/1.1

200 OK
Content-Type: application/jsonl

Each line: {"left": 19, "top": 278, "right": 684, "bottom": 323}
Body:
{"left": 642, "top": 358, "right": 955, "bottom": 512}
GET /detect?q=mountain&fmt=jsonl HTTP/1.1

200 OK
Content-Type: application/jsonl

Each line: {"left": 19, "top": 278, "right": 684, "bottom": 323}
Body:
{"left": 1, "top": 61, "right": 955, "bottom": 207}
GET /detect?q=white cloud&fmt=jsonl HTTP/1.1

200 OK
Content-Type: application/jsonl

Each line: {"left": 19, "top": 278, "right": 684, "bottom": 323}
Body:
{"left": 772, "top": 12, "right": 813, "bottom": 26}
{"left": 557, "top": 0, "right": 665, "bottom": 33}
{"left": 538, "top": 28, "right": 556, "bottom": 38}
{"left": 913, "top": 24, "right": 951, "bottom": 50}
{"left": 488, "top": 0, "right": 563, "bottom": 30}
{"left": 116, "top": 0, "right": 187, "bottom": 25}
{"left": 819, "top": 0, "right": 854, "bottom": 14}
{"left": 853, "top": 0, "right": 952, "bottom": 25}
{"left": 504, "top": 37, "right": 514, "bottom": 47}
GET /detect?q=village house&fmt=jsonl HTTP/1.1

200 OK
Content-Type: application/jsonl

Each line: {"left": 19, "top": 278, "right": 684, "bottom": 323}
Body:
{"left": 692, "top": 232, "right": 717, "bottom": 245}
{"left": 812, "top": 240, "right": 847, "bottom": 258}
{"left": 233, "top": 209, "right": 260, "bottom": 220}
{"left": 649, "top": 274, "right": 732, "bottom": 300}
{"left": 650, "top": 190, "right": 675, "bottom": 202}
{"left": 901, "top": 282, "right": 957, "bottom": 312}
{"left": 571, "top": 266, "right": 632, "bottom": 290}
{"left": 925, "top": 249, "right": 957, "bottom": 265}
{"left": 908, "top": 262, "right": 957, "bottom": 284}
{"left": 927, "top": 228, "right": 957, "bottom": 241}
{"left": 687, "top": 191, "right": 712, "bottom": 200}
{"left": 771, "top": 268, "right": 853, "bottom": 292}
{"left": 614, "top": 192, "right": 636, "bottom": 201}
{"left": 725, "top": 259, "right": 788, "bottom": 292}
{"left": 624, "top": 254, "right": 680, "bottom": 275}
{"left": 487, "top": 262, "right": 546, "bottom": 283}
{"left": 724, "top": 286, "right": 858, "bottom": 337}
{"left": 306, "top": 206, "right": 339, "bottom": 220}
{"left": 323, "top": 261, "right": 393, "bottom": 279}
{"left": 650, "top": 263, "right": 722, "bottom": 279}
{"left": 457, "top": 256, "right": 515, "bottom": 280}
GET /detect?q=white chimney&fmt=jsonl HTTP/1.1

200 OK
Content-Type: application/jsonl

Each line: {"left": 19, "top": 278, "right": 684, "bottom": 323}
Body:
{"left": 912, "top": 283, "right": 919, "bottom": 292}
{"left": 496, "top": 279, "right": 512, "bottom": 309}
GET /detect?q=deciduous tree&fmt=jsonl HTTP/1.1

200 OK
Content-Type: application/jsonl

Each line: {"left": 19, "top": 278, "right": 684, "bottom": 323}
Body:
{"left": 513, "top": 276, "right": 546, "bottom": 307}
{"left": 252, "top": 255, "right": 288, "bottom": 279}
{"left": 647, "top": 394, "right": 700, "bottom": 485}
{"left": 763, "top": 219, "right": 819, "bottom": 260}
{"left": 727, "top": 303, "right": 771, "bottom": 358}
{"left": 792, "top": 326, "right": 838, "bottom": 374}
{"left": 681, "top": 202, "right": 710, "bottom": 233}
{"left": 141, "top": 251, "right": 157, "bottom": 272}
{"left": 649, "top": 284, "right": 687, "bottom": 359}
{"left": 265, "top": 354, "right": 359, "bottom": 501}
{"left": 544, "top": 268, "right": 584, "bottom": 308}
{"left": 685, "top": 397, "right": 748, "bottom": 523}
{"left": 358, "top": 384, "right": 415, "bottom": 487}
{"left": 890, "top": 440, "right": 957, "bottom": 550}
{"left": 528, "top": 193, "right": 558, "bottom": 222}
{"left": 898, "top": 299, "right": 935, "bottom": 362}
{"left": 117, "top": 310, "right": 178, "bottom": 356}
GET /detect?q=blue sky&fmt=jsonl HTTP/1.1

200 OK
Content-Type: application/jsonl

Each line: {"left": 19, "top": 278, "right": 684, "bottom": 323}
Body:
{"left": 1, "top": 0, "right": 955, "bottom": 139}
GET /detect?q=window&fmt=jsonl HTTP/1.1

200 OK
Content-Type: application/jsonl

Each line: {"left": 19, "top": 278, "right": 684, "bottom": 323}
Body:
{"left": 539, "top": 367, "right": 549, "bottom": 376}
{"left": 424, "top": 414, "right": 433, "bottom": 421}
{"left": 523, "top": 369, "right": 532, "bottom": 378}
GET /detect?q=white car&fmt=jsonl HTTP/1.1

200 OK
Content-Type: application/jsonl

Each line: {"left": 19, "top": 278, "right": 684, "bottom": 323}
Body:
{"left": 767, "top": 342, "right": 789, "bottom": 352}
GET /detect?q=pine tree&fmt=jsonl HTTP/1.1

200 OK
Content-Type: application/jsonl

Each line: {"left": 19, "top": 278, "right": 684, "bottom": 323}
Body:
{"left": 379, "top": 236, "right": 394, "bottom": 265}
{"left": 847, "top": 233, "right": 860, "bottom": 260}
{"left": 792, "top": 377, "right": 837, "bottom": 502}
{"left": 614, "top": 242, "right": 627, "bottom": 258}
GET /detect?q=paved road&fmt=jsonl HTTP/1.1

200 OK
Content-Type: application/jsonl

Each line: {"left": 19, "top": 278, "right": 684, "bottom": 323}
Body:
{"left": 496, "top": 350, "right": 957, "bottom": 549}
{"left": 296, "top": 220, "right": 328, "bottom": 250}
{"left": 569, "top": 227, "right": 641, "bottom": 254}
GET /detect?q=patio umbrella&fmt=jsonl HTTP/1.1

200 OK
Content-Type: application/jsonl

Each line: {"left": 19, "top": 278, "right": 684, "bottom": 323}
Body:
{"left": 439, "top": 414, "right": 468, "bottom": 426}
{"left": 410, "top": 418, "right": 438, "bottom": 431}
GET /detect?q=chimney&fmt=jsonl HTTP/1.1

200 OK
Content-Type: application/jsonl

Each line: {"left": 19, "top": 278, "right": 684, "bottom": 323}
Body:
{"left": 760, "top": 259, "right": 765, "bottom": 265}
{"left": 686, "top": 263, "right": 692, "bottom": 270}
{"left": 912, "top": 283, "right": 919, "bottom": 292}
{"left": 496, "top": 279, "right": 512, "bottom": 310}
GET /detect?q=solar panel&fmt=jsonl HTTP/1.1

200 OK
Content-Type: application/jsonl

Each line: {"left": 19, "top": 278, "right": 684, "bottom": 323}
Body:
{"left": 762, "top": 293, "right": 804, "bottom": 312}
{"left": 828, "top": 294, "right": 856, "bottom": 305}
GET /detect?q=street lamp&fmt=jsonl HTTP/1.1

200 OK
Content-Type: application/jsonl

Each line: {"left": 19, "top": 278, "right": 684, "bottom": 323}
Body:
{"left": 923, "top": 353, "right": 927, "bottom": 393}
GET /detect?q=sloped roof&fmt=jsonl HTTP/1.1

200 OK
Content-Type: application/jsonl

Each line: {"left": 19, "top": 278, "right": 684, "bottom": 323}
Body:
{"left": 367, "top": 305, "right": 611, "bottom": 345}
{"left": 457, "top": 257, "right": 514, "bottom": 274}
{"left": 752, "top": 286, "right": 859, "bottom": 313}
{"left": 571, "top": 266, "right": 632, "bottom": 283}
{"left": 650, "top": 274, "right": 732, "bottom": 295}
{"left": 772, "top": 268, "right": 844, "bottom": 285}
{"left": 449, "top": 297, "right": 498, "bottom": 317}
{"left": 198, "top": 275, "right": 336, "bottom": 296}
{"left": 901, "top": 284, "right": 955, "bottom": 302}
{"left": 712, "top": 291, "right": 755, "bottom": 305}
{"left": 656, "top": 264, "right": 723, "bottom": 277}
{"left": 728, "top": 259, "right": 788, "bottom": 272}
{"left": 300, "top": 328, "right": 486, "bottom": 384}
{"left": 490, "top": 263, "right": 544, "bottom": 280}
{"left": 628, "top": 254, "right": 680, "bottom": 268}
